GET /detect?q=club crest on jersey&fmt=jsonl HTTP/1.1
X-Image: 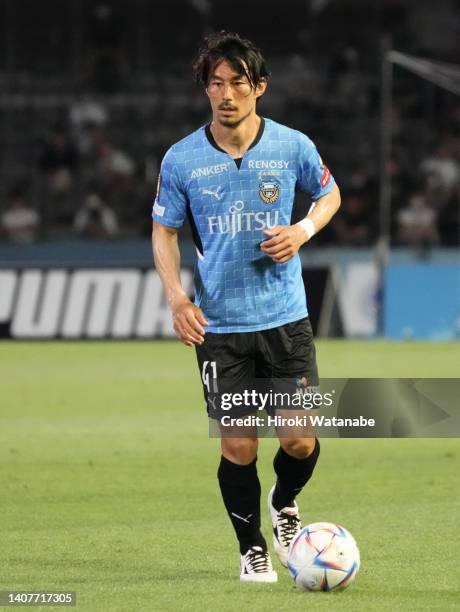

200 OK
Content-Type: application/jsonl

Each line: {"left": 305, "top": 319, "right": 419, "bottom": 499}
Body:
{"left": 259, "top": 179, "right": 280, "bottom": 204}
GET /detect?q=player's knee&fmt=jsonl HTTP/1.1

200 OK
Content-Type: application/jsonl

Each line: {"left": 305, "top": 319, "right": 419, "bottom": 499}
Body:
{"left": 221, "top": 437, "right": 258, "bottom": 465}
{"left": 281, "top": 437, "right": 316, "bottom": 459}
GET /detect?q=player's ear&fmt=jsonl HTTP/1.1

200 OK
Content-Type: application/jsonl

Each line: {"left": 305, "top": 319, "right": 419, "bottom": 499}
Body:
{"left": 255, "top": 77, "right": 268, "bottom": 99}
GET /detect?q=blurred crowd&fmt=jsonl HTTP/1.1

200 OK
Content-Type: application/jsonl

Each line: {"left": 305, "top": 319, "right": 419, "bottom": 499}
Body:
{"left": 1, "top": 96, "right": 150, "bottom": 243}
{"left": 0, "top": 0, "right": 459, "bottom": 248}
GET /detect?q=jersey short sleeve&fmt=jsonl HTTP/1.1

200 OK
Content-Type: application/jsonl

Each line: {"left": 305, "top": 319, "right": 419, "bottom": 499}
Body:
{"left": 296, "top": 133, "right": 335, "bottom": 201}
{"left": 151, "top": 148, "right": 187, "bottom": 228}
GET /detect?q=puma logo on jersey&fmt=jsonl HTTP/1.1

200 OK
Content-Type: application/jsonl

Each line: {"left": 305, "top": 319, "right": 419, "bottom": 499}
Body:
{"left": 200, "top": 186, "right": 224, "bottom": 200}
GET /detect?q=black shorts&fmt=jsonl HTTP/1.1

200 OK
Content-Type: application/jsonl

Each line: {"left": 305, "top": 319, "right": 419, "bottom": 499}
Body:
{"left": 195, "top": 317, "right": 318, "bottom": 420}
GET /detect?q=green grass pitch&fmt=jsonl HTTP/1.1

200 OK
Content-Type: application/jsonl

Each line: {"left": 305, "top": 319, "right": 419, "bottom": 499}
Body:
{"left": 1, "top": 341, "right": 459, "bottom": 611}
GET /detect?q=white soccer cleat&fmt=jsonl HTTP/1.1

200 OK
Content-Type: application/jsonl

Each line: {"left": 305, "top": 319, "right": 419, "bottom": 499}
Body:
{"left": 268, "top": 485, "right": 302, "bottom": 567}
{"left": 240, "top": 546, "right": 278, "bottom": 582}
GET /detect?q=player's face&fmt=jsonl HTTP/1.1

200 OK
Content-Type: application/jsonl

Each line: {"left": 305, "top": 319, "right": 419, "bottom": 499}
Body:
{"left": 206, "top": 61, "right": 266, "bottom": 128}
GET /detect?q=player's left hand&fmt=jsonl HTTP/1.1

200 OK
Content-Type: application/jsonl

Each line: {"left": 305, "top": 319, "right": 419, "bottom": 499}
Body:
{"left": 260, "top": 224, "right": 308, "bottom": 263}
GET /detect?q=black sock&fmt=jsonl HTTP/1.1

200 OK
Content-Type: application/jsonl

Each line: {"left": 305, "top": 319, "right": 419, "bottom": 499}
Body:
{"left": 272, "top": 439, "right": 320, "bottom": 511}
{"left": 217, "top": 455, "right": 267, "bottom": 555}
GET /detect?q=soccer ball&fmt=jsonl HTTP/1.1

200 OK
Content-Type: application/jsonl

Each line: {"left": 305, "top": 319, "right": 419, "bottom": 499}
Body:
{"left": 287, "top": 522, "right": 360, "bottom": 592}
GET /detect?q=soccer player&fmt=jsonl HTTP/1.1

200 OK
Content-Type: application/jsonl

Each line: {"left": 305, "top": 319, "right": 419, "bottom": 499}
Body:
{"left": 152, "top": 32, "right": 341, "bottom": 582}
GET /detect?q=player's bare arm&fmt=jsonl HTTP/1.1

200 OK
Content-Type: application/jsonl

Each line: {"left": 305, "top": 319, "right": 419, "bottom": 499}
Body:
{"left": 152, "top": 222, "right": 208, "bottom": 346}
{"left": 260, "top": 182, "right": 341, "bottom": 263}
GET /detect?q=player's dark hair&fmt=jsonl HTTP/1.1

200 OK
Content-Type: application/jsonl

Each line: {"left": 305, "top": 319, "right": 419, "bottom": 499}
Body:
{"left": 192, "top": 31, "right": 269, "bottom": 89}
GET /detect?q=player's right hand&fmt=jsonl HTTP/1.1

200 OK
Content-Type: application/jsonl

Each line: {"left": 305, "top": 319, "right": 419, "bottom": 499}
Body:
{"left": 171, "top": 297, "right": 208, "bottom": 347}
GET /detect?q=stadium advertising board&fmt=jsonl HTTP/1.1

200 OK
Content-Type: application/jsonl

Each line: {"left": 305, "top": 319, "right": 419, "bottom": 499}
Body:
{"left": 0, "top": 267, "right": 346, "bottom": 340}
{"left": 0, "top": 268, "right": 194, "bottom": 339}
{"left": 385, "top": 264, "right": 460, "bottom": 339}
